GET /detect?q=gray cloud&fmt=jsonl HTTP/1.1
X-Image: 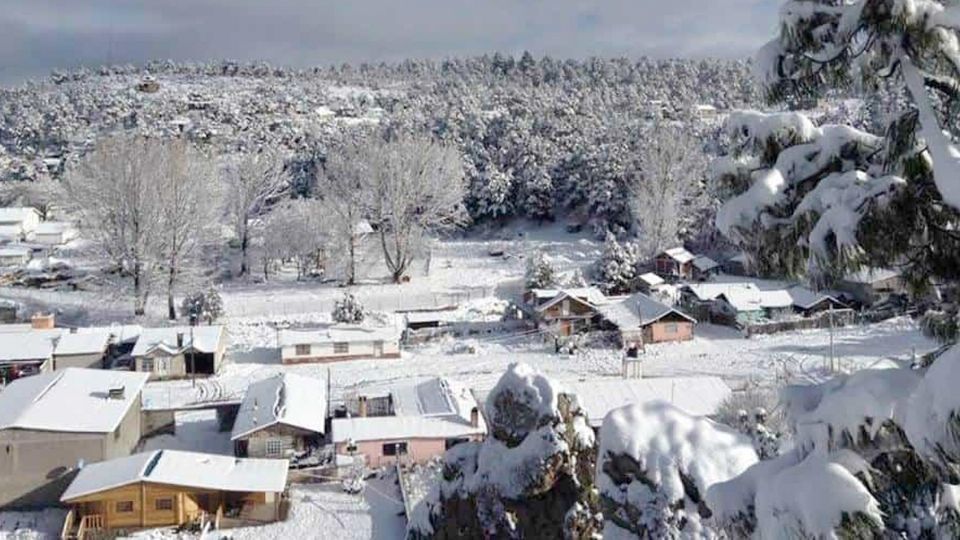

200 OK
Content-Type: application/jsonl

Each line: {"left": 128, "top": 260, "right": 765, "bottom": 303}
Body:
{"left": 0, "top": 0, "right": 779, "bottom": 85}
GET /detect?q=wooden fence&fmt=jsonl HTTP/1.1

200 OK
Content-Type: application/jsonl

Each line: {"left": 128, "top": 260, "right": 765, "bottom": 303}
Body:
{"left": 745, "top": 309, "right": 856, "bottom": 337}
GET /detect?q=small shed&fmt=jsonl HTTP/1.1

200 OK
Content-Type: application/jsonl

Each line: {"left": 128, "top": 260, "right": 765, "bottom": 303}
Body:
{"left": 836, "top": 268, "right": 905, "bottom": 306}
{"left": 279, "top": 325, "right": 401, "bottom": 364}
{"left": 787, "top": 286, "right": 848, "bottom": 316}
{"left": 759, "top": 290, "right": 794, "bottom": 320}
{"left": 131, "top": 325, "right": 227, "bottom": 380}
{"left": 60, "top": 449, "right": 289, "bottom": 535}
{"left": 32, "top": 222, "right": 78, "bottom": 245}
{"left": 232, "top": 373, "right": 327, "bottom": 460}
{"left": 692, "top": 255, "right": 720, "bottom": 281}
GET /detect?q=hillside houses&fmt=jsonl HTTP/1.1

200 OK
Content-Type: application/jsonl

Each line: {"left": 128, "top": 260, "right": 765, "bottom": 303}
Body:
{"left": 653, "top": 247, "right": 696, "bottom": 280}
{"left": 132, "top": 326, "right": 227, "bottom": 380}
{"left": 0, "top": 368, "right": 149, "bottom": 508}
{"left": 60, "top": 449, "right": 289, "bottom": 535}
{"left": 278, "top": 325, "right": 401, "bottom": 364}
{"left": 232, "top": 373, "right": 327, "bottom": 460}
{"left": 598, "top": 293, "right": 696, "bottom": 345}
{"left": 525, "top": 287, "right": 607, "bottom": 336}
{"left": 331, "top": 377, "right": 486, "bottom": 468}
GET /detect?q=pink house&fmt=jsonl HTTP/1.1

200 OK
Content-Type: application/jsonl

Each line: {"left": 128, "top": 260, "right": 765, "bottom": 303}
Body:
{"left": 331, "top": 378, "right": 486, "bottom": 468}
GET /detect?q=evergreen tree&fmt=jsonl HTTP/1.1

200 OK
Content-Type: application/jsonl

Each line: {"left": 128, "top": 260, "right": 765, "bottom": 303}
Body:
{"left": 524, "top": 250, "right": 556, "bottom": 290}
{"left": 594, "top": 231, "right": 637, "bottom": 294}
{"left": 332, "top": 292, "right": 365, "bottom": 324}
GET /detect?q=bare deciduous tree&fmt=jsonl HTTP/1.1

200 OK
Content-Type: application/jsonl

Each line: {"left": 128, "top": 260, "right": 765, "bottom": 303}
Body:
{"left": 223, "top": 151, "right": 289, "bottom": 277}
{"left": 0, "top": 177, "right": 64, "bottom": 220}
{"left": 155, "top": 140, "right": 221, "bottom": 320}
{"left": 629, "top": 124, "right": 707, "bottom": 257}
{"left": 65, "top": 136, "right": 163, "bottom": 315}
{"left": 319, "top": 141, "right": 372, "bottom": 285}
{"left": 361, "top": 137, "right": 467, "bottom": 283}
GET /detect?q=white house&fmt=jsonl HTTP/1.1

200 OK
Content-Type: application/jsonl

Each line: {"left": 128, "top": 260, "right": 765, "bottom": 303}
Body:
{"left": 279, "top": 325, "right": 401, "bottom": 364}
{"left": 31, "top": 222, "right": 78, "bottom": 245}
{"left": 331, "top": 377, "right": 486, "bottom": 467}
{"left": 0, "top": 330, "right": 60, "bottom": 377}
{"left": 562, "top": 377, "right": 732, "bottom": 429}
{"left": 131, "top": 325, "right": 227, "bottom": 380}
{"left": 52, "top": 329, "right": 111, "bottom": 370}
{"left": 231, "top": 373, "right": 327, "bottom": 459}
{"left": 0, "top": 207, "right": 41, "bottom": 241}
{"left": 0, "top": 246, "right": 31, "bottom": 266}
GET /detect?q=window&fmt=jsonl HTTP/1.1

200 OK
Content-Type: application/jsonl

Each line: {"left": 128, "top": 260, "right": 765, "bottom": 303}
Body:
{"left": 445, "top": 437, "right": 470, "bottom": 450}
{"left": 140, "top": 358, "right": 154, "bottom": 372}
{"left": 333, "top": 342, "right": 349, "bottom": 354}
{"left": 665, "top": 323, "right": 678, "bottom": 334}
{"left": 116, "top": 501, "right": 134, "bottom": 513}
{"left": 382, "top": 442, "right": 408, "bottom": 456}
{"left": 265, "top": 438, "right": 283, "bottom": 457}
{"left": 295, "top": 344, "right": 311, "bottom": 356}
{"left": 155, "top": 498, "right": 174, "bottom": 511}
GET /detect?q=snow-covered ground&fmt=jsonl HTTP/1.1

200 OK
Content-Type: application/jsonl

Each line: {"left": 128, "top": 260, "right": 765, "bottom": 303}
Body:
{"left": 0, "top": 508, "right": 67, "bottom": 540}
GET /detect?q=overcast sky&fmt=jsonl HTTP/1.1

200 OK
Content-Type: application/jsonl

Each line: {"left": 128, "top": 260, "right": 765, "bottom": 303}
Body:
{"left": 0, "top": 0, "right": 778, "bottom": 85}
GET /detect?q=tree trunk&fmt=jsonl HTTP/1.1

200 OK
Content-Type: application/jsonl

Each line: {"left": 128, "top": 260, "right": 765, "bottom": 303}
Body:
{"left": 133, "top": 261, "right": 146, "bottom": 316}
{"left": 239, "top": 221, "right": 249, "bottom": 276}
{"left": 347, "top": 236, "right": 356, "bottom": 285}
{"left": 167, "top": 266, "right": 177, "bottom": 320}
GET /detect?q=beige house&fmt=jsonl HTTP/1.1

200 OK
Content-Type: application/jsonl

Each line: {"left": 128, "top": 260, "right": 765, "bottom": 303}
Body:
{"left": 132, "top": 325, "right": 227, "bottom": 380}
{"left": 31, "top": 221, "right": 78, "bottom": 246}
{"left": 0, "top": 368, "right": 149, "bottom": 509}
{"left": 279, "top": 326, "right": 401, "bottom": 364}
{"left": 331, "top": 378, "right": 486, "bottom": 468}
{"left": 527, "top": 287, "right": 607, "bottom": 336}
{"left": 598, "top": 292, "right": 696, "bottom": 346}
{"left": 52, "top": 330, "right": 111, "bottom": 370}
{"left": 231, "top": 373, "right": 327, "bottom": 460}
{"left": 60, "top": 449, "right": 289, "bottom": 536}
{"left": 0, "top": 246, "right": 31, "bottom": 266}
{"left": 0, "top": 330, "right": 60, "bottom": 379}
{"left": 0, "top": 207, "right": 41, "bottom": 242}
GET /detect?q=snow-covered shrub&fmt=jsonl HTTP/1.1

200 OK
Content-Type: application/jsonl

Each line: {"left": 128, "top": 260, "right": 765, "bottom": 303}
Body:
{"left": 331, "top": 292, "right": 365, "bottom": 324}
{"left": 524, "top": 251, "right": 556, "bottom": 291}
{"left": 597, "top": 401, "right": 757, "bottom": 538}
{"left": 408, "top": 363, "right": 600, "bottom": 539}
{"left": 715, "top": 386, "right": 785, "bottom": 460}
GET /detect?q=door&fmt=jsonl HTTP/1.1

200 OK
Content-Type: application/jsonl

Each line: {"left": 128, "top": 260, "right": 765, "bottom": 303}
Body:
{"left": 373, "top": 341, "right": 384, "bottom": 357}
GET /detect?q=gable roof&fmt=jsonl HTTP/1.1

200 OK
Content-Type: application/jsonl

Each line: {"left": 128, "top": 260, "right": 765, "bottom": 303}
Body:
{"left": 692, "top": 255, "right": 719, "bottom": 272}
{"left": 758, "top": 289, "right": 794, "bottom": 309}
{"left": 637, "top": 272, "right": 665, "bottom": 287}
{"left": 0, "top": 368, "right": 149, "bottom": 433}
{"left": 54, "top": 330, "right": 111, "bottom": 356}
{"left": 683, "top": 282, "right": 761, "bottom": 303}
{"left": 231, "top": 373, "right": 327, "bottom": 441}
{"left": 61, "top": 449, "right": 289, "bottom": 501}
{"left": 563, "top": 377, "right": 732, "bottom": 427}
{"left": 658, "top": 247, "right": 695, "bottom": 264}
{"left": 534, "top": 287, "right": 607, "bottom": 312}
{"left": 331, "top": 377, "right": 485, "bottom": 443}
{"left": 786, "top": 286, "right": 846, "bottom": 310}
{"left": 716, "top": 287, "right": 763, "bottom": 313}
{"left": 598, "top": 293, "right": 695, "bottom": 329}
{"left": 131, "top": 325, "right": 224, "bottom": 357}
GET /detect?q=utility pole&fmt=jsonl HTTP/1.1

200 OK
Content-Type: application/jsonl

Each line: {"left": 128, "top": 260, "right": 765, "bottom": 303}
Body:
{"left": 828, "top": 303, "right": 836, "bottom": 373}
{"left": 189, "top": 312, "right": 197, "bottom": 388}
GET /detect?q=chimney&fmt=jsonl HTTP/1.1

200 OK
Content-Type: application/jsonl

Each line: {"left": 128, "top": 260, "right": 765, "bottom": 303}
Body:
{"left": 470, "top": 406, "right": 480, "bottom": 428}
{"left": 31, "top": 313, "right": 54, "bottom": 330}
{"left": 358, "top": 396, "right": 368, "bottom": 417}
{"left": 107, "top": 384, "right": 125, "bottom": 400}
{"left": 176, "top": 332, "right": 184, "bottom": 348}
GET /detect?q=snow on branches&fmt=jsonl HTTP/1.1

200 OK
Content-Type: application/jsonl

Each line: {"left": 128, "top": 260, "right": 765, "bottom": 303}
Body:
{"left": 714, "top": 110, "right": 903, "bottom": 275}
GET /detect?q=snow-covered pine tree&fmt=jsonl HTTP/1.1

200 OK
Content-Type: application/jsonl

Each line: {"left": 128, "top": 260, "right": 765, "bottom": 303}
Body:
{"left": 594, "top": 231, "right": 638, "bottom": 294}
{"left": 180, "top": 288, "right": 224, "bottom": 325}
{"left": 726, "top": 0, "right": 960, "bottom": 285}
{"left": 524, "top": 251, "right": 557, "bottom": 290}
{"left": 332, "top": 292, "right": 365, "bottom": 324}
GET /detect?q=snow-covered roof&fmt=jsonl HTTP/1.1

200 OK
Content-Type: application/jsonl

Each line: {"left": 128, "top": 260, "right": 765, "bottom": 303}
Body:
{"left": 131, "top": 325, "right": 224, "bottom": 357}
{"left": 598, "top": 293, "right": 695, "bottom": 329}
{"left": 33, "top": 222, "right": 76, "bottom": 235}
{"left": 0, "top": 246, "right": 31, "bottom": 257}
{"left": 658, "top": 247, "right": 696, "bottom": 264}
{"left": 278, "top": 324, "right": 401, "bottom": 347}
{"left": 232, "top": 373, "right": 327, "bottom": 441}
{"left": 683, "top": 282, "right": 761, "bottom": 303}
{"left": 54, "top": 330, "right": 111, "bottom": 356}
{"left": 693, "top": 255, "right": 719, "bottom": 272}
{"left": 61, "top": 449, "right": 289, "bottom": 501}
{"left": 83, "top": 324, "right": 142, "bottom": 344}
{"left": 786, "top": 286, "right": 844, "bottom": 310}
{"left": 533, "top": 287, "right": 607, "bottom": 312}
{"left": 718, "top": 287, "right": 763, "bottom": 312}
{"left": 0, "top": 331, "right": 58, "bottom": 361}
{"left": 331, "top": 378, "right": 485, "bottom": 443}
{"left": 0, "top": 368, "right": 149, "bottom": 433}
{"left": 0, "top": 207, "right": 38, "bottom": 224}
{"left": 843, "top": 267, "right": 900, "bottom": 284}
{"left": 0, "top": 225, "right": 22, "bottom": 238}
{"left": 758, "top": 289, "right": 793, "bottom": 309}
{"left": 637, "top": 272, "right": 665, "bottom": 287}
{"left": 565, "top": 377, "right": 731, "bottom": 427}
